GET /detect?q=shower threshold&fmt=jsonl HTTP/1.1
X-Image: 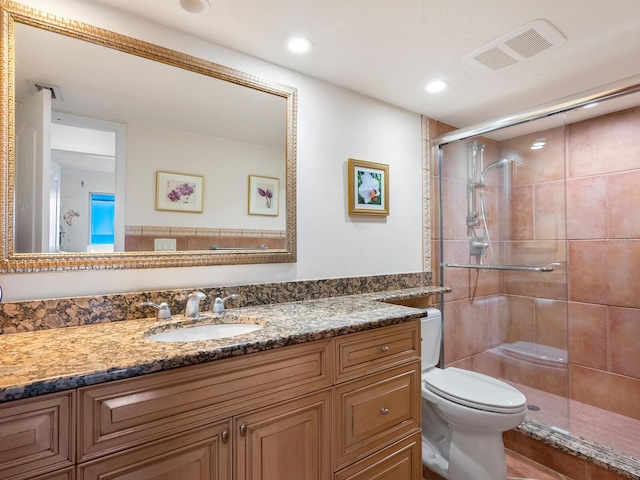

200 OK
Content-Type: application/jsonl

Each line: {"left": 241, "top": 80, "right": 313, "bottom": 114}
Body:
{"left": 512, "top": 382, "right": 640, "bottom": 479}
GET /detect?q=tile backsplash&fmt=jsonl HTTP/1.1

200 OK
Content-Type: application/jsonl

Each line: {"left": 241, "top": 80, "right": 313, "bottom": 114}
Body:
{"left": 0, "top": 272, "right": 431, "bottom": 334}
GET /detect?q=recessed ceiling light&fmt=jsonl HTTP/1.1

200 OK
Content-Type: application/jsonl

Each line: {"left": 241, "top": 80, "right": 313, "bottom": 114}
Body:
{"left": 287, "top": 37, "right": 312, "bottom": 54}
{"left": 179, "top": 0, "right": 210, "bottom": 14}
{"left": 426, "top": 80, "right": 448, "bottom": 93}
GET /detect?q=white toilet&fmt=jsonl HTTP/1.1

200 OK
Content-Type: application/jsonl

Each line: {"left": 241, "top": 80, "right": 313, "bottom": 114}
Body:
{"left": 420, "top": 308, "right": 527, "bottom": 480}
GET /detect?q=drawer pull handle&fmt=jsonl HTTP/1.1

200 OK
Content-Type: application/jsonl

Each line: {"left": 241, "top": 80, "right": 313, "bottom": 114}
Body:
{"left": 221, "top": 429, "right": 229, "bottom": 444}
{"left": 380, "top": 345, "right": 390, "bottom": 352}
{"left": 239, "top": 423, "right": 247, "bottom": 436}
{"left": 380, "top": 407, "right": 390, "bottom": 415}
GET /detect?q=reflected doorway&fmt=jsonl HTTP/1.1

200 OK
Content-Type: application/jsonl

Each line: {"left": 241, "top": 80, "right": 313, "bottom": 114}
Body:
{"left": 52, "top": 112, "right": 125, "bottom": 253}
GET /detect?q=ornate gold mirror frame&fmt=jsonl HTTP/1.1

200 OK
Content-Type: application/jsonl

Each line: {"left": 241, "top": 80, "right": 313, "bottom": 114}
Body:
{"left": 0, "top": 1, "right": 297, "bottom": 272}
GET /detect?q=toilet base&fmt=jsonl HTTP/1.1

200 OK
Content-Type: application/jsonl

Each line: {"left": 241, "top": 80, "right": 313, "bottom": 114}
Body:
{"left": 422, "top": 430, "right": 508, "bottom": 480}
{"left": 422, "top": 437, "right": 449, "bottom": 477}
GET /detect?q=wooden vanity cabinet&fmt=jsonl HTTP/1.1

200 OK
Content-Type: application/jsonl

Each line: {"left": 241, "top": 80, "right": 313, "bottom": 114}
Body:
{"left": 77, "top": 340, "right": 333, "bottom": 463}
{"left": 76, "top": 339, "right": 334, "bottom": 480}
{"left": 78, "top": 389, "right": 333, "bottom": 480}
{"left": 0, "top": 391, "right": 74, "bottom": 480}
{"left": 0, "top": 320, "right": 422, "bottom": 480}
{"left": 333, "top": 322, "right": 422, "bottom": 477}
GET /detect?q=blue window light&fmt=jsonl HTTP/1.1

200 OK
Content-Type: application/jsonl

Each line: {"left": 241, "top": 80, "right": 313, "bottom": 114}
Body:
{"left": 90, "top": 193, "right": 115, "bottom": 245}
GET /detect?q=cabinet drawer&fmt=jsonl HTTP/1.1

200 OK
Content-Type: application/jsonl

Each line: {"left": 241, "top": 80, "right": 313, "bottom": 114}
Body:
{"left": 78, "top": 339, "right": 332, "bottom": 462}
{"left": 30, "top": 467, "right": 75, "bottom": 480}
{"left": 335, "top": 322, "right": 420, "bottom": 383}
{"left": 335, "top": 432, "right": 422, "bottom": 480}
{"left": 334, "top": 362, "right": 420, "bottom": 468}
{"left": 78, "top": 419, "right": 231, "bottom": 480}
{"left": 0, "top": 391, "right": 74, "bottom": 480}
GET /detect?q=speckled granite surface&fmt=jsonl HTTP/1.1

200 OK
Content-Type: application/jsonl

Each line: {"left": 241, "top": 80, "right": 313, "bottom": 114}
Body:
{"left": 518, "top": 418, "right": 640, "bottom": 479}
{"left": 0, "top": 286, "right": 445, "bottom": 403}
{"left": 0, "top": 272, "right": 433, "bottom": 334}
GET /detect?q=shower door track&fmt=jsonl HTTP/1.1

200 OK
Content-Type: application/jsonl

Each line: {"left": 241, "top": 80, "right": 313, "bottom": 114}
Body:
{"left": 445, "top": 263, "right": 554, "bottom": 272}
{"left": 432, "top": 73, "right": 640, "bottom": 147}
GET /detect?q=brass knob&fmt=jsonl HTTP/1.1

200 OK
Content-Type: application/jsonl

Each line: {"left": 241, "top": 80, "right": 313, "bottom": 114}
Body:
{"left": 221, "top": 429, "right": 229, "bottom": 444}
{"left": 380, "top": 407, "right": 390, "bottom": 415}
{"left": 380, "top": 345, "right": 390, "bottom": 352}
{"left": 239, "top": 423, "right": 247, "bottom": 436}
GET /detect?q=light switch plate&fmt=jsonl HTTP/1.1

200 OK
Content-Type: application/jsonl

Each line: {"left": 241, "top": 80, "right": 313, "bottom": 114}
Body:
{"left": 154, "top": 238, "right": 177, "bottom": 251}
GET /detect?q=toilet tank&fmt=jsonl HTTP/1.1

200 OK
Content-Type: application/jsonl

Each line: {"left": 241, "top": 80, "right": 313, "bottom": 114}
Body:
{"left": 421, "top": 308, "right": 442, "bottom": 370}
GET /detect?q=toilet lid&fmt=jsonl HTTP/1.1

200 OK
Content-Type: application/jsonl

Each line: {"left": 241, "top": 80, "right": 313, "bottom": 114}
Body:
{"left": 423, "top": 367, "right": 526, "bottom": 414}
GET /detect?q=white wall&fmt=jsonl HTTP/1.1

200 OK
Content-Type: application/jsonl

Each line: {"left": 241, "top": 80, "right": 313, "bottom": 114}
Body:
{"left": 59, "top": 169, "right": 115, "bottom": 252}
{"left": 2, "top": 0, "right": 424, "bottom": 301}
{"left": 126, "top": 123, "right": 286, "bottom": 230}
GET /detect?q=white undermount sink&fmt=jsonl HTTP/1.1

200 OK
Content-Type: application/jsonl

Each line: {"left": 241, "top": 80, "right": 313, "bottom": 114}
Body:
{"left": 147, "top": 323, "right": 263, "bottom": 342}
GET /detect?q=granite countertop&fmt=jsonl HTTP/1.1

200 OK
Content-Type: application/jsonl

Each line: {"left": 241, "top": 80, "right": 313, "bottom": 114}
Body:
{"left": 0, "top": 287, "right": 442, "bottom": 403}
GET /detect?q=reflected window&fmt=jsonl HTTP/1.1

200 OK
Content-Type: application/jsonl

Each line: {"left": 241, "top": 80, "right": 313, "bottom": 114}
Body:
{"left": 89, "top": 193, "right": 115, "bottom": 245}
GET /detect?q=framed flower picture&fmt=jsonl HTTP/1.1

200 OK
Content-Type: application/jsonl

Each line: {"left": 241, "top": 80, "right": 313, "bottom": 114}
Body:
{"left": 248, "top": 175, "right": 280, "bottom": 216}
{"left": 156, "top": 171, "right": 204, "bottom": 213}
{"left": 348, "top": 158, "right": 389, "bottom": 216}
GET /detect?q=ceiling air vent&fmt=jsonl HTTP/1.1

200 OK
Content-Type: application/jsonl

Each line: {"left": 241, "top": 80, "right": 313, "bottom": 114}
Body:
{"left": 464, "top": 19, "right": 565, "bottom": 72}
{"left": 27, "top": 81, "right": 63, "bottom": 101}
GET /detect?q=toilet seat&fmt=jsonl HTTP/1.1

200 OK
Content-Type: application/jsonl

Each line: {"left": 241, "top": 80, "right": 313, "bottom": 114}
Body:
{"left": 423, "top": 367, "right": 527, "bottom": 414}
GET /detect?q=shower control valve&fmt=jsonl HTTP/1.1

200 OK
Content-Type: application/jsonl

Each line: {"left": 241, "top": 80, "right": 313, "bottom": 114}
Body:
{"left": 470, "top": 237, "right": 489, "bottom": 256}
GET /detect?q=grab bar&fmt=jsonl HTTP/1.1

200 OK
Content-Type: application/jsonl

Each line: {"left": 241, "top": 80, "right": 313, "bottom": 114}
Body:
{"left": 445, "top": 263, "right": 554, "bottom": 272}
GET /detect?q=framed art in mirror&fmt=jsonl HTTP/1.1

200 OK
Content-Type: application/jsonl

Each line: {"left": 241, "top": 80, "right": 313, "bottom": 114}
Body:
{"left": 156, "top": 171, "right": 204, "bottom": 213}
{"left": 248, "top": 175, "right": 279, "bottom": 216}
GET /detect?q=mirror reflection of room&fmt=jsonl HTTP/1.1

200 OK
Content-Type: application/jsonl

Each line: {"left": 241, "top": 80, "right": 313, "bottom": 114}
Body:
{"left": 52, "top": 116, "right": 119, "bottom": 253}
{"left": 13, "top": 21, "right": 288, "bottom": 255}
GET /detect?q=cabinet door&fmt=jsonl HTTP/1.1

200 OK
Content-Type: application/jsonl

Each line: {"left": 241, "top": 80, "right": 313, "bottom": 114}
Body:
{"left": 78, "top": 420, "right": 231, "bottom": 480}
{"left": 235, "top": 389, "right": 332, "bottom": 480}
{"left": 0, "top": 391, "right": 74, "bottom": 480}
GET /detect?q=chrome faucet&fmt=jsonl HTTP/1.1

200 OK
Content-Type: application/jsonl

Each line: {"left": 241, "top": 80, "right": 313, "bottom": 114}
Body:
{"left": 212, "top": 293, "right": 238, "bottom": 313}
{"left": 141, "top": 300, "right": 172, "bottom": 319}
{"left": 185, "top": 291, "right": 207, "bottom": 317}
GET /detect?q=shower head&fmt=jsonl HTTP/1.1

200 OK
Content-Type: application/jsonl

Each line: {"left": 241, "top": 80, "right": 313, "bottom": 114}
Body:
{"left": 479, "top": 158, "right": 510, "bottom": 183}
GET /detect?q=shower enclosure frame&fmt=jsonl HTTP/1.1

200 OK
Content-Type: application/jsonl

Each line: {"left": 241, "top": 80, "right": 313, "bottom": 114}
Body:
{"left": 432, "top": 71, "right": 640, "bottom": 335}
{"left": 430, "top": 73, "right": 640, "bottom": 470}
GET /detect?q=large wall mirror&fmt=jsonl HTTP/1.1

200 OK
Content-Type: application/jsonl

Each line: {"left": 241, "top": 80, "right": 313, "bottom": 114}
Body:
{"left": 0, "top": 1, "right": 297, "bottom": 272}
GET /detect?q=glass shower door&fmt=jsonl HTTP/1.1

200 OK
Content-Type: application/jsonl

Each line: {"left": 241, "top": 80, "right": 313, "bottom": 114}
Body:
{"left": 435, "top": 112, "right": 570, "bottom": 431}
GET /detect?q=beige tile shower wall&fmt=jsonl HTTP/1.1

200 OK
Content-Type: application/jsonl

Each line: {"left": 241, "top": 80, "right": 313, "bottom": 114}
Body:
{"left": 427, "top": 117, "right": 507, "bottom": 370}
{"left": 428, "top": 105, "right": 640, "bottom": 421}
{"left": 565, "top": 105, "right": 640, "bottom": 420}
{"left": 124, "top": 226, "right": 286, "bottom": 251}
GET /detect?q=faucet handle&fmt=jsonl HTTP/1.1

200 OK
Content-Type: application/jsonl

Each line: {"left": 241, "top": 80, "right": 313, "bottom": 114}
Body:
{"left": 212, "top": 293, "right": 239, "bottom": 313}
{"left": 141, "top": 300, "right": 172, "bottom": 319}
